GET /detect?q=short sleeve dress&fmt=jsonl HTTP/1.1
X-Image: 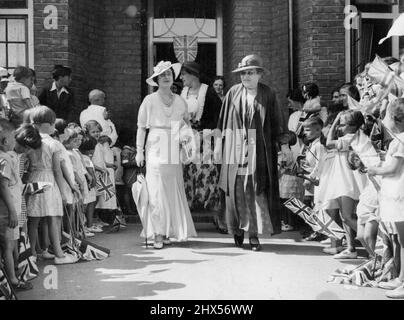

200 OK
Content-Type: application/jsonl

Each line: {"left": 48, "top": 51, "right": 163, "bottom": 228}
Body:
{"left": 379, "top": 133, "right": 404, "bottom": 222}
{"left": 26, "top": 138, "right": 63, "bottom": 217}
{"left": 137, "top": 93, "right": 197, "bottom": 241}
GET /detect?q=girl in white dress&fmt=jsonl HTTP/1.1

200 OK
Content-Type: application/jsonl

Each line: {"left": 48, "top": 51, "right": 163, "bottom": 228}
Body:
{"left": 16, "top": 107, "right": 78, "bottom": 265}
{"left": 136, "top": 61, "right": 197, "bottom": 249}
{"left": 324, "top": 110, "right": 367, "bottom": 259}
{"left": 85, "top": 120, "right": 117, "bottom": 213}
{"left": 368, "top": 98, "right": 404, "bottom": 299}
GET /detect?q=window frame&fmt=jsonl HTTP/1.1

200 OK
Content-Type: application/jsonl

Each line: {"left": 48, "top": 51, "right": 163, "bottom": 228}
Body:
{"left": 0, "top": 0, "right": 34, "bottom": 71}
{"left": 147, "top": 0, "right": 223, "bottom": 93}
{"left": 345, "top": 0, "right": 401, "bottom": 81}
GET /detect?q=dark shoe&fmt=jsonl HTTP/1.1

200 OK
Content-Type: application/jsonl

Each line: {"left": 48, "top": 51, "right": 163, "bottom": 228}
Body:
{"left": 234, "top": 233, "right": 244, "bottom": 248}
{"left": 304, "top": 232, "right": 326, "bottom": 242}
{"left": 249, "top": 237, "right": 261, "bottom": 252}
{"left": 12, "top": 280, "right": 33, "bottom": 292}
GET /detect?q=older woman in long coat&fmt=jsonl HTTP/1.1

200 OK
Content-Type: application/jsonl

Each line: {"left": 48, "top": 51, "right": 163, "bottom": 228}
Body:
{"left": 214, "top": 55, "right": 291, "bottom": 251}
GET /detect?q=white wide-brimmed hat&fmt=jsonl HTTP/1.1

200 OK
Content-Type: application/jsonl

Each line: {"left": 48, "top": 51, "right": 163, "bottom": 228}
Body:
{"left": 232, "top": 54, "right": 269, "bottom": 74}
{"left": 146, "top": 61, "right": 182, "bottom": 87}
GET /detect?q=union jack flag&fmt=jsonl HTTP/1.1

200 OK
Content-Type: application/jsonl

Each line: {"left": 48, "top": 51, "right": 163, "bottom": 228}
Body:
{"left": 284, "top": 198, "right": 345, "bottom": 240}
{"left": 0, "top": 267, "right": 16, "bottom": 300}
{"left": 17, "top": 231, "right": 39, "bottom": 282}
{"left": 96, "top": 171, "right": 115, "bottom": 202}
{"left": 367, "top": 55, "right": 404, "bottom": 97}
{"left": 173, "top": 35, "right": 198, "bottom": 63}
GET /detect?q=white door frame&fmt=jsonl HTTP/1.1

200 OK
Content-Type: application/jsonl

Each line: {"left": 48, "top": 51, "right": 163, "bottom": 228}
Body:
{"left": 345, "top": 0, "right": 401, "bottom": 81}
{"left": 147, "top": 0, "right": 223, "bottom": 92}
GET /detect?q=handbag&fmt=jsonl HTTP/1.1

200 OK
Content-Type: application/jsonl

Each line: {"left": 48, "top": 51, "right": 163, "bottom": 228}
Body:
{"left": 131, "top": 174, "right": 153, "bottom": 242}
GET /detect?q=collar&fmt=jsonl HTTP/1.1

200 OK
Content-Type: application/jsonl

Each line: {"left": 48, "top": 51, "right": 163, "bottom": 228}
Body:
{"left": 88, "top": 104, "right": 104, "bottom": 109}
{"left": 50, "top": 82, "right": 69, "bottom": 95}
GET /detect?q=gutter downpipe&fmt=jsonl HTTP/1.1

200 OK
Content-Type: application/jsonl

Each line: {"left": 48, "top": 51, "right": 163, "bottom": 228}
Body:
{"left": 288, "top": 0, "right": 294, "bottom": 90}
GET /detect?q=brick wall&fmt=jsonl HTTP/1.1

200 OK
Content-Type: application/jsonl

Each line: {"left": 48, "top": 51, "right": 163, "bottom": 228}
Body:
{"left": 33, "top": 0, "right": 69, "bottom": 91}
{"left": 103, "top": 0, "right": 142, "bottom": 139}
{"left": 293, "top": 0, "right": 346, "bottom": 104}
{"left": 68, "top": 0, "right": 105, "bottom": 120}
{"left": 223, "top": 0, "right": 290, "bottom": 107}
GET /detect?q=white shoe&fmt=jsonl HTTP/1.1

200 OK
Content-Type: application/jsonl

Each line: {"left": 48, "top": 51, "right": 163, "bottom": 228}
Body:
{"left": 84, "top": 230, "right": 95, "bottom": 238}
{"left": 320, "top": 238, "right": 331, "bottom": 245}
{"left": 87, "top": 225, "right": 103, "bottom": 233}
{"left": 333, "top": 249, "right": 358, "bottom": 260}
{"left": 281, "top": 224, "right": 294, "bottom": 232}
{"left": 323, "top": 246, "right": 344, "bottom": 255}
{"left": 38, "top": 249, "right": 55, "bottom": 260}
{"left": 386, "top": 284, "right": 404, "bottom": 299}
{"left": 379, "top": 278, "right": 404, "bottom": 290}
{"left": 94, "top": 220, "right": 109, "bottom": 227}
{"left": 54, "top": 253, "right": 79, "bottom": 265}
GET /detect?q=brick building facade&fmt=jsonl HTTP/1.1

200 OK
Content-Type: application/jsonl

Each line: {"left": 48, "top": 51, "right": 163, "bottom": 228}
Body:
{"left": 1, "top": 0, "right": 402, "bottom": 137}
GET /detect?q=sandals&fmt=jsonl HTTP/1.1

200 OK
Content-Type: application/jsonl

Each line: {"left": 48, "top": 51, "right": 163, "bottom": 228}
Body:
{"left": 12, "top": 280, "right": 33, "bottom": 292}
{"left": 154, "top": 235, "right": 164, "bottom": 250}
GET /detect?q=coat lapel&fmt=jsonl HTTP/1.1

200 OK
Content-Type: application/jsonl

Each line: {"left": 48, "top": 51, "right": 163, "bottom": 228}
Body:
{"left": 256, "top": 84, "right": 267, "bottom": 127}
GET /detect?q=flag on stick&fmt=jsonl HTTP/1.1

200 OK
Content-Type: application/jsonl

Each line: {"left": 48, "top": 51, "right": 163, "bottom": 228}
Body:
{"left": 284, "top": 198, "right": 345, "bottom": 240}
{"left": 96, "top": 171, "right": 115, "bottom": 202}
{"left": 379, "top": 13, "right": 404, "bottom": 45}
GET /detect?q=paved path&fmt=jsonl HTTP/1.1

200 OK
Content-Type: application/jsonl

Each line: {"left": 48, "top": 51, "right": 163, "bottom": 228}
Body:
{"left": 19, "top": 223, "right": 389, "bottom": 300}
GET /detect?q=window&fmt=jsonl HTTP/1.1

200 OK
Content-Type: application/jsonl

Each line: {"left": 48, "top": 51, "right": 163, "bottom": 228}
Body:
{"left": 0, "top": 0, "right": 27, "bottom": 9}
{"left": 148, "top": 0, "right": 223, "bottom": 91}
{"left": 0, "top": 16, "right": 28, "bottom": 73}
{"left": 346, "top": 0, "right": 401, "bottom": 81}
{"left": 0, "top": 0, "right": 33, "bottom": 73}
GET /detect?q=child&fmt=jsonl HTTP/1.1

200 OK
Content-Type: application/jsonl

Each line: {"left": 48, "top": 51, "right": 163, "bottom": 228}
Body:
{"left": 85, "top": 120, "right": 117, "bottom": 223}
{"left": 121, "top": 139, "right": 139, "bottom": 216}
{"left": 278, "top": 89, "right": 306, "bottom": 232}
{"left": 78, "top": 134, "right": 101, "bottom": 232}
{"left": 112, "top": 141, "right": 125, "bottom": 213}
{"left": 0, "top": 119, "right": 32, "bottom": 291}
{"left": 298, "top": 117, "right": 328, "bottom": 242}
{"left": 368, "top": 98, "right": 404, "bottom": 299}
{"left": 325, "top": 110, "right": 368, "bottom": 259}
{"left": 5, "top": 67, "right": 34, "bottom": 126}
{"left": 61, "top": 128, "right": 95, "bottom": 238}
{"left": 18, "top": 106, "right": 78, "bottom": 265}
{"left": 103, "top": 108, "right": 118, "bottom": 147}
{"left": 301, "top": 82, "right": 327, "bottom": 124}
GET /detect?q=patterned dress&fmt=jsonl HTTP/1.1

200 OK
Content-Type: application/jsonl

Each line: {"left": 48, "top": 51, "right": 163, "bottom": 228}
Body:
{"left": 181, "top": 85, "right": 222, "bottom": 212}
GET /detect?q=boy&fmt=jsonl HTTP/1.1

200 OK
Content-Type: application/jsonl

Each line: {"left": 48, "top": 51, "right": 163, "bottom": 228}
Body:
{"left": 5, "top": 67, "right": 34, "bottom": 126}
{"left": 299, "top": 117, "right": 327, "bottom": 242}
{"left": 0, "top": 119, "right": 32, "bottom": 291}
{"left": 121, "top": 132, "right": 139, "bottom": 216}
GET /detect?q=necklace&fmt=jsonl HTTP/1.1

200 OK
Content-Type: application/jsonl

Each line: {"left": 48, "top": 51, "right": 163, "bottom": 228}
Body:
{"left": 158, "top": 91, "right": 175, "bottom": 117}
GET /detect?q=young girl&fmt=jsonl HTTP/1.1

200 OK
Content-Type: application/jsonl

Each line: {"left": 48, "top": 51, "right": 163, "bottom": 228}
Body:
{"left": 368, "top": 98, "right": 404, "bottom": 299}
{"left": 62, "top": 128, "right": 96, "bottom": 238}
{"left": 324, "top": 110, "right": 368, "bottom": 259}
{"left": 85, "top": 120, "right": 117, "bottom": 223}
{"left": 79, "top": 134, "right": 101, "bottom": 232}
{"left": 15, "top": 121, "right": 77, "bottom": 265}
{"left": 302, "top": 82, "right": 327, "bottom": 123}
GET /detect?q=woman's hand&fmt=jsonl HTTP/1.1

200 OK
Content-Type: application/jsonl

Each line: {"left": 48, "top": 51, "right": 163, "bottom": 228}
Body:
{"left": 136, "top": 152, "right": 145, "bottom": 167}
{"left": 367, "top": 167, "right": 378, "bottom": 176}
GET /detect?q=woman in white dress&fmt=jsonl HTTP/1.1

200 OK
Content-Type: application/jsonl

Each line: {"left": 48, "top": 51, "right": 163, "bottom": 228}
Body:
{"left": 135, "top": 61, "right": 197, "bottom": 249}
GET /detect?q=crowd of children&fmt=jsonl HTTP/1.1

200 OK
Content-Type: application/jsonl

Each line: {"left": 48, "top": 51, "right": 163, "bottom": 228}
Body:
{"left": 0, "top": 66, "right": 139, "bottom": 296}
{"left": 279, "top": 54, "right": 404, "bottom": 299}
{"left": 2, "top": 54, "right": 404, "bottom": 299}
